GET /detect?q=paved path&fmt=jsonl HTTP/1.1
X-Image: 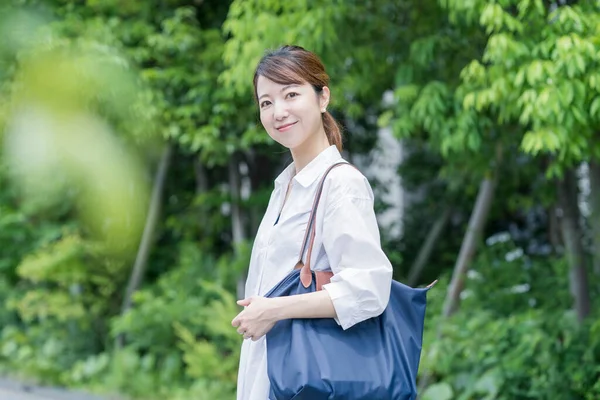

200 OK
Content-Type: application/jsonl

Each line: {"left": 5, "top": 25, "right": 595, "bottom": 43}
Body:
{"left": 0, "top": 378, "right": 121, "bottom": 400}
{"left": 0, "top": 387, "right": 58, "bottom": 400}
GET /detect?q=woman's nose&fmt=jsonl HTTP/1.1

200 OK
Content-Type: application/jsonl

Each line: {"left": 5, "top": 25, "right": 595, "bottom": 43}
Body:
{"left": 273, "top": 102, "right": 288, "bottom": 120}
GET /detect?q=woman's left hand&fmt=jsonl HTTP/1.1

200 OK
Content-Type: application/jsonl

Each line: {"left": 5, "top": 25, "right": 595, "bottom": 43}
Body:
{"left": 231, "top": 296, "right": 278, "bottom": 341}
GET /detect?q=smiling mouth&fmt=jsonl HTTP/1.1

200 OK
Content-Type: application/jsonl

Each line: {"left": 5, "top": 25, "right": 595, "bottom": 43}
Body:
{"left": 276, "top": 122, "right": 297, "bottom": 132}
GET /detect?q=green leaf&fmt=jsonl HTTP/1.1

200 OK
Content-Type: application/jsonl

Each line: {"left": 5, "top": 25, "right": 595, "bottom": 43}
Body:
{"left": 590, "top": 97, "right": 600, "bottom": 119}
{"left": 527, "top": 60, "right": 544, "bottom": 85}
{"left": 422, "top": 382, "right": 454, "bottom": 400}
{"left": 377, "top": 110, "right": 394, "bottom": 128}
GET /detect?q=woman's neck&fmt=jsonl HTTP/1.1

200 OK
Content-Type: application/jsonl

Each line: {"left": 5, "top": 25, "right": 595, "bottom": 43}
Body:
{"left": 290, "top": 131, "right": 331, "bottom": 173}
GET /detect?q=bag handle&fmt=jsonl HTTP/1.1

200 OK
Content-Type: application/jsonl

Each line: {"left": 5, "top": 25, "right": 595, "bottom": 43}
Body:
{"left": 292, "top": 161, "right": 439, "bottom": 292}
{"left": 294, "top": 161, "right": 358, "bottom": 289}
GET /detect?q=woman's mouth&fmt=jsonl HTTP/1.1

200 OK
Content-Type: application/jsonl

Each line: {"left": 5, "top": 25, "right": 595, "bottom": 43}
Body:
{"left": 276, "top": 122, "right": 297, "bottom": 132}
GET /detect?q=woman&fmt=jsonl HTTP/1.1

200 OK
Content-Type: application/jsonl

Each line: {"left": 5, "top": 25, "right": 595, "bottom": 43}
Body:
{"left": 232, "top": 45, "right": 394, "bottom": 400}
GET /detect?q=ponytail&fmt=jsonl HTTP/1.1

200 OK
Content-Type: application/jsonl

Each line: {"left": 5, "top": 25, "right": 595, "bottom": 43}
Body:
{"left": 322, "top": 111, "right": 343, "bottom": 152}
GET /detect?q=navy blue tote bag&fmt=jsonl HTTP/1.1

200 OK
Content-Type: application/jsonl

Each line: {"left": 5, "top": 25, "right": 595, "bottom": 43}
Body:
{"left": 264, "top": 162, "right": 434, "bottom": 400}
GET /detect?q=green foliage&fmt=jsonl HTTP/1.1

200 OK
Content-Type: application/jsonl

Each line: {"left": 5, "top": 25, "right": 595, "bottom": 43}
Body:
{"left": 421, "top": 237, "right": 600, "bottom": 399}
{"left": 0, "top": 233, "right": 128, "bottom": 383}
{"left": 0, "top": 236, "right": 243, "bottom": 399}
{"left": 453, "top": 1, "right": 600, "bottom": 174}
{"left": 386, "top": 0, "right": 600, "bottom": 183}
{"left": 110, "top": 247, "right": 241, "bottom": 356}
{"left": 424, "top": 308, "right": 600, "bottom": 400}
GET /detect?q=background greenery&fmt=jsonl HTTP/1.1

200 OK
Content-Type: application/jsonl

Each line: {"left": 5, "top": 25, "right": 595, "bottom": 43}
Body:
{"left": 0, "top": 0, "right": 599, "bottom": 399}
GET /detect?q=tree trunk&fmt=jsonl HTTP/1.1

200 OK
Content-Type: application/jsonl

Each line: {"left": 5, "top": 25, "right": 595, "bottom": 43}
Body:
{"left": 116, "top": 144, "right": 173, "bottom": 349}
{"left": 420, "top": 146, "right": 501, "bottom": 393}
{"left": 548, "top": 205, "right": 562, "bottom": 252}
{"left": 193, "top": 158, "right": 209, "bottom": 236}
{"left": 245, "top": 151, "right": 260, "bottom": 236}
{"left": 194, "top": 158, "right": 208, "bottom": 194}
{"left": 245, "top": 149, "right": 273, "bottom": 235}
{"left": 442, "top": 176, "right": 497, "bottom": 317}
{"left": 420, "top": 174, "right": 497, "bottom": 394}
{"left": 589, "top": 161, "right": 600, "bottom": 276}
{"left": 557, "top": 168, "right": 591, "bottom": 323}
{"left": 407, "top": 206, "right": 452, "bottom": 286}
{"left": 229, "top": 154, "right": 247, "bottom": 301}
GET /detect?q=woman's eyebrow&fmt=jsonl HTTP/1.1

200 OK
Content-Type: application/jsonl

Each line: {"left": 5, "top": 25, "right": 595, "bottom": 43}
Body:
{"left": 258, "top": 84, "right": 300, "bottom": 101}
{"left": 281, "top": 84, "right": 300, "bottom": 92}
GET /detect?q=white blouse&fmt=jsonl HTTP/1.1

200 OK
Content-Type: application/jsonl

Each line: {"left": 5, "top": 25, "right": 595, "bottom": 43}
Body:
{"left": 236, "top": 145, "right": 393, "bottom": 400}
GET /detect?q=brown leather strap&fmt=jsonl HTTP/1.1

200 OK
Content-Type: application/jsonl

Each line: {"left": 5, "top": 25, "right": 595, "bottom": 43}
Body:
{"left": 294, "top": 161, "right": 359, "bottom": 289}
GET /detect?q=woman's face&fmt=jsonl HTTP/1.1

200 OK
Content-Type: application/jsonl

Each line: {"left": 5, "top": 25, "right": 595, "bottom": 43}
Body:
{"left": 256, "top": 75, "right": 329, "bottom": 150}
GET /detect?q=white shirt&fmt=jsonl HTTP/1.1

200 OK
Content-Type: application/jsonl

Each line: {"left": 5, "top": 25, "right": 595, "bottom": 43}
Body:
{"left": 236, "top": 145, "right": 393, "bottom": 400}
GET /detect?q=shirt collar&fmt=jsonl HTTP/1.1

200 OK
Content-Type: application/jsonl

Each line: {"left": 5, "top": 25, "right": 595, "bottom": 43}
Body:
{"left": 274, "top": 145, "right": 343, "bottom": 189}
{"left": 274, "top": 162, "right": 296, "bottom": 188}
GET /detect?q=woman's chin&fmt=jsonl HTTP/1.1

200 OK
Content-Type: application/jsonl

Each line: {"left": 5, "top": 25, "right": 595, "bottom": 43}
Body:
{"left": 269, "top": 131, "right": 310, "bottom": 151}
{"left": 273, "top": 137, "right": 301, "bottom": 150}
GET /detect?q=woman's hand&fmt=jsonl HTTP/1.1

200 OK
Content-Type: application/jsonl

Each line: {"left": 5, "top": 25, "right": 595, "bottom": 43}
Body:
{"left": 232, "top": 291, "right": 337, "bottom": 341}
{"left": 231, "top": 296, "right": 278, "bottom": 341}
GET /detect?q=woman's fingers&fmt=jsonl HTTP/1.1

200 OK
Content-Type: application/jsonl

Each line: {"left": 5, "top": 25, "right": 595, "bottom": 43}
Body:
{"left": 237, "top": 298, "right": 252, "bottom": 306}
{"left": 238, "top": 326, "right": 255, "bottom": 340}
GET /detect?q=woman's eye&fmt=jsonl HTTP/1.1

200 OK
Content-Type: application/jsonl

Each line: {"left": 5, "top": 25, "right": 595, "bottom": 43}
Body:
{"left": 260, "top": 100, "right": 271, "bottom": 108}
{"left": 286, "top": 92, "right": 298, "bottom": 99}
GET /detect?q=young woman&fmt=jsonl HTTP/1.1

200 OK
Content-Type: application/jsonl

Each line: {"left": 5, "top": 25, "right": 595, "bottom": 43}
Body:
{"left": 232, "top": 45, "right": 394, "bottom": 400}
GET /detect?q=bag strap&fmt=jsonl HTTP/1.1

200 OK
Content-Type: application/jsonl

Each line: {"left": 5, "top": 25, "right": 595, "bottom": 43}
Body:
{"left": 294, "top": 161, "right": 358, "bottom": 289}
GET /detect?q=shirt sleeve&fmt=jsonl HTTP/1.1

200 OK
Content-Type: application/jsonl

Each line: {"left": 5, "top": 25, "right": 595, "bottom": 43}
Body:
{"left": 321, "top": 193, "right": 394, "bottom": 330}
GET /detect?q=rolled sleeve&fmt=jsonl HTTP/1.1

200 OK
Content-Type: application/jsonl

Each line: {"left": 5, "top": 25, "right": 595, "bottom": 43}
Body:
{"left": 321, "top": 195, "right": 393, "bottom": 330}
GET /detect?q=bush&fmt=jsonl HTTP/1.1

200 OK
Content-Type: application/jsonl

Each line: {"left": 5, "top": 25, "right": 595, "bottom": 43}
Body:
{"left": 420, "top": 235, "right": 600, "bottom": 399}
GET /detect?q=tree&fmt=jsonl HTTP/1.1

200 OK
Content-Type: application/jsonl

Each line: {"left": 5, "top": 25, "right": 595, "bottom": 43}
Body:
{"left": 386, "top": 0, "right": 598, "bottom": 321}
{"left": 455, "top": 0, "right": 598, "bottom": 321}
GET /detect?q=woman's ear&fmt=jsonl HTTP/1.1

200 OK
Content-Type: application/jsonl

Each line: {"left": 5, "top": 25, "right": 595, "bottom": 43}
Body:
{"left": 319, "top": 86, "right": 330, "bottom": 113}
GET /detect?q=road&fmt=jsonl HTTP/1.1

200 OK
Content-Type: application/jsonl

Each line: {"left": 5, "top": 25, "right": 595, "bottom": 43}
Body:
{"left": 0, "top": 378, "right": 119, "bottom": 400}
{"left": 0, "top": 387, "right": 53, "bottom": 400}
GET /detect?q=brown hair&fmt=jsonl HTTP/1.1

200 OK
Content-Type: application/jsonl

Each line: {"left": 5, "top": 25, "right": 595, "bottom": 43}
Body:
{"left": 253, "top": 45, "right": 343, "bottom": 152}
